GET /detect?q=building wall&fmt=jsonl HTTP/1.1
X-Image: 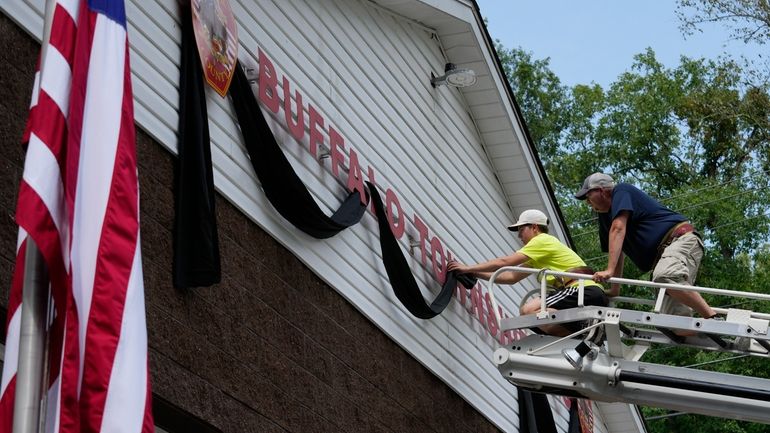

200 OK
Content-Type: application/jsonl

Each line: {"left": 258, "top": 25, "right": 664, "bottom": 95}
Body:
{"left": 0, "top": 10, "right": 505, "bottom": 433}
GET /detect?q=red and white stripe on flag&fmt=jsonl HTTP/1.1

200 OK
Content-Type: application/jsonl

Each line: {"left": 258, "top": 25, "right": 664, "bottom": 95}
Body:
{"left": 0, "top": 1, "right": 153, "bottom": 432}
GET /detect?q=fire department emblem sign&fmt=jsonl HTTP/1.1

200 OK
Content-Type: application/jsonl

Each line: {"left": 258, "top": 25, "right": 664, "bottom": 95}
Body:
{"left": 192, "top": 0, "right": 238, "bottom": 97}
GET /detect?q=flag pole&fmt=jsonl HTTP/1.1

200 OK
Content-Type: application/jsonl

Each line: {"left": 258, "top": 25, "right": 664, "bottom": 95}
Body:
{"left": 12, "top": 241, "right": 50, "bottom": 433}
{"left": 12, "top": 1, "right": 57, "bottom": 431}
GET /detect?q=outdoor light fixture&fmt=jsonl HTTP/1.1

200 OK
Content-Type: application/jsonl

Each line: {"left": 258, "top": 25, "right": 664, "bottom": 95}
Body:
{"left": 562, "top": 341, "right": 594, "bottom": 370}
{"left": 431, "top": 63, "right": 477, "bottom": 88}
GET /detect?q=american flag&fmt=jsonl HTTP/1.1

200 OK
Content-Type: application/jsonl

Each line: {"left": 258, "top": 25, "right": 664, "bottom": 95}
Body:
{"left": 0, "top": 1, "right": 153, "bottom": 432}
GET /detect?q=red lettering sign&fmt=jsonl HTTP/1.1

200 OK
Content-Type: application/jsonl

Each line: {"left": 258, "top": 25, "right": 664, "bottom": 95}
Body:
{"left": 347, "top": 148, "right": 366, "bottom": 204}
{"left": 470, "top": 284, "right": 483, "bottom": 319}
{"left": 385, "top": 189, "right": 404, "bottom": 239}
{"left": 258, "top": 48, "right": 279, "bottom": 113}
{"left": 430, "top": 236, "right": 446, "bottom": 284}
{"left": 282, "top": 77, "right": 304, "bottom": 141}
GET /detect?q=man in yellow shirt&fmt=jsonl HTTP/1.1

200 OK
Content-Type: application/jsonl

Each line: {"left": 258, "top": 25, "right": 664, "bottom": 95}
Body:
{"left": 448, "top": 209, "right": 608, "bottom": 336}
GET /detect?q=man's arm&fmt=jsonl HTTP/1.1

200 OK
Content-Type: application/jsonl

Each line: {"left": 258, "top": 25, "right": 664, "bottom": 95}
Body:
{"left": 474, "top": 270, "right": 531, "bottom": 284}
{"left": 607, "top": 254, "right": 624, "bottom": 296}
{"left": 594, "top": 211, "right": 629, "bottom": 284}
{"left": 447, "top": 252, "right": 530, "bottom": 281}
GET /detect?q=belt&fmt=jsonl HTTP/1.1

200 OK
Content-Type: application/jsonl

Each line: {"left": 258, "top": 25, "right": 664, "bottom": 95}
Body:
{"left": 658, "top": 222, "right": 696, "bottom": 253}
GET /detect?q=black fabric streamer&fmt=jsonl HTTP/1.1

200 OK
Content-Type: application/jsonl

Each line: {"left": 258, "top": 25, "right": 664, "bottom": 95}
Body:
{"left": 518, "top": 388, "right": 558, "bottom": 433}
{"left": 531, "top": 392, "right": 558, "bottom": 433}
{"left": 172, "top": 5, "right": 221, "bottom": 289}
{"left": 367, "top": 181, "right": 476, "bottom": 319}
{"left": 518, "top": 388, "right": 536, "bottom": 433}
{"left": 228, "top": 62, "right": 367, "bottom": 238}
{"left": 567, "top": 398, "right": 581, "bottom": 433}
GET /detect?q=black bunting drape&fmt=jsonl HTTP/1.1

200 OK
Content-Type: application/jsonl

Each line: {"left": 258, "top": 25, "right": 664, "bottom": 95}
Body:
{"left": 518, "top": 388, "right": 558, "bottom": 433}
{"left": 173, "top": 5, "right": 221, "bottom": 289}
{"left": 567, "top": 398, "right": 581, "bottom": 433}
{"left": 367, "top": 181, "right": 476, "bottom": 319}
{"left": 228, "top": 62, "right": 367, "bottom": 238}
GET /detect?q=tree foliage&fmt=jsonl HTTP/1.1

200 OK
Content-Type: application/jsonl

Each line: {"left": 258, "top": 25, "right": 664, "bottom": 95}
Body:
{"left": 493, "top": 13, "right": 770, "bottom": 432}
{"left": 677, "top": 0, "right": 770, "bottom": 45}
{"left": 495, "top": 42, "right": 569, "bottom": 160}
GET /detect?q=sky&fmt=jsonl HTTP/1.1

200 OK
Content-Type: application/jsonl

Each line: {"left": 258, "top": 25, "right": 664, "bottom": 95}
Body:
{"left": 476, "top": 0, "right": 766, "bottom": 88}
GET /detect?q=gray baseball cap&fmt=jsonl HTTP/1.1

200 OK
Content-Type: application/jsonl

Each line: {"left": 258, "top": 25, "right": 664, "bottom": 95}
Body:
{"left": 575, "top": 173, "right": 615, "bottom": 200}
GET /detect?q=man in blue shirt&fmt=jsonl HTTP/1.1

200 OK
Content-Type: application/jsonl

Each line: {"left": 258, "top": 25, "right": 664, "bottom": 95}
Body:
{"left": 575, "top": 173, "right": 717, "bottom": 319}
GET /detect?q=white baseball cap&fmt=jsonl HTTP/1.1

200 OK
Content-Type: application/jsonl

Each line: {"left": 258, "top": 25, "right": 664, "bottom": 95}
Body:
{"left": 575, "top": 173, "right": 615, "bottom": 200}
{"left": 507, "top": 209, "right": 549, "bottom": 231}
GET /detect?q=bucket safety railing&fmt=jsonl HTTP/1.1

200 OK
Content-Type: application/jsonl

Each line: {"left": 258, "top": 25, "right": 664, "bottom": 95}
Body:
{"left": 486, "top": 265, "right": 770, "bottom": 328}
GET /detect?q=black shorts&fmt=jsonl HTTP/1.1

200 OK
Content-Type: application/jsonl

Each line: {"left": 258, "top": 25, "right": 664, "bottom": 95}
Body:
{"left": 529, "top": 286, "right": 609, "bottom": 335}
{"left": 545, "top": 285, "right": 608, "bottom": 310}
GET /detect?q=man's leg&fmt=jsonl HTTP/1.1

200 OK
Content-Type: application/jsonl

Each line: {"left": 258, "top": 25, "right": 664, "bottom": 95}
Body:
{"left": 520, "top": 298, "right": 572, "bottom": 336}
{"left": 653, "top": 233, "right": 716, "bottom": 318}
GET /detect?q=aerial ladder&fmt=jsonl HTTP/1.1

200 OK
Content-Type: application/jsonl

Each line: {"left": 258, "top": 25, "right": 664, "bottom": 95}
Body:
{"left": 486, "top": 266, "right": 770, "bottom": 424}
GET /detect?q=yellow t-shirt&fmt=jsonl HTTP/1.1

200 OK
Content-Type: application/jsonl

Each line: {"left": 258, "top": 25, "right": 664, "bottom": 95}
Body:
{"left": 518, "top": 233, "right": 601, "bottom": 288}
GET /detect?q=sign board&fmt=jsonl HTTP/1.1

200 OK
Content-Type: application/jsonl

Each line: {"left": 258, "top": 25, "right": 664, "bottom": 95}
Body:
{"left": 191, "top": 0, "right": 238, "bottom": 96}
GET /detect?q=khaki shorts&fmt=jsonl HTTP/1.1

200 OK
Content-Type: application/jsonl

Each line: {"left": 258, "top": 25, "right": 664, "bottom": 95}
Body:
{"left": 652, "top": 232, "right": 704, "bottom": 315}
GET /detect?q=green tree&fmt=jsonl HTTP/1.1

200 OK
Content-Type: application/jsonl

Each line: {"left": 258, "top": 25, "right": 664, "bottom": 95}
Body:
{"left": 676, "top": 0, "right": 770, "bottom": 102}
{"left": 494, "top": 42, "right": 570, "bottom": 162}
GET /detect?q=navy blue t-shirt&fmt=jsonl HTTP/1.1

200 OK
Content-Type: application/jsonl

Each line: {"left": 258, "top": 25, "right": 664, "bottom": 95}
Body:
{"left": 598, "top": 183, "right": 687, "bottom": 272}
